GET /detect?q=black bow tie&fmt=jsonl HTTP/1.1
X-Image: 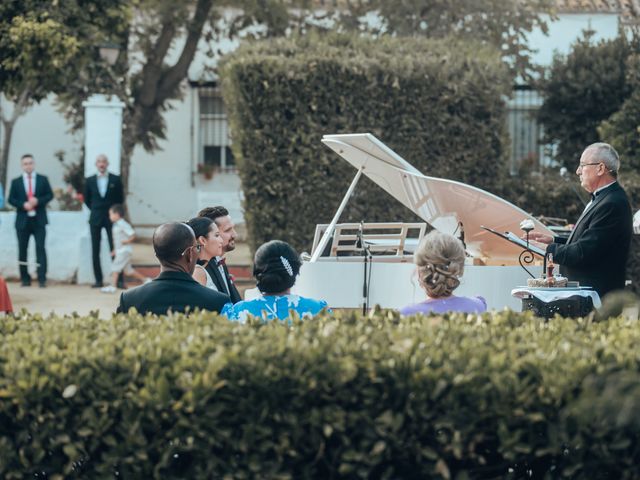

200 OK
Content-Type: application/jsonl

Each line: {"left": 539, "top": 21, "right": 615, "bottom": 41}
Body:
{"left": 216, "top": 258, "right": 226, "bottom": 267}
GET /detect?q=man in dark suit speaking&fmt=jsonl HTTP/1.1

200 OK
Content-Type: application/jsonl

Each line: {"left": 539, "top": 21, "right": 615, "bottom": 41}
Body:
{"left": 530, "top": 143, "right": 632, "bottom": 298}
{"left": 116, "top": 222, "right": 230, "bottom": 315}
{"left": 8, "top": 154, "right": 54, "bottom": 287}
{"left": 84, "top": 154, "right": 124, "bottom": 288}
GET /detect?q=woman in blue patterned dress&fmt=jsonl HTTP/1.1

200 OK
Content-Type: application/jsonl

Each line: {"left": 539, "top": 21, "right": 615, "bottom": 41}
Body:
{"left": 223, "top": 240, "right": 329, "bottom": 322}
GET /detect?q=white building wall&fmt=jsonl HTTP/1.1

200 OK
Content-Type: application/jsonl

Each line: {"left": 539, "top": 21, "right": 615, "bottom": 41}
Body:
{"left": 2, "top": 95, "right": 83, "bottom": 205}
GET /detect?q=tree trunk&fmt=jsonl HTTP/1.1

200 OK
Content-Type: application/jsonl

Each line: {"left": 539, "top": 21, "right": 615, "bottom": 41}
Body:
{"left": 120, "top": 131, "right": 135, "bottom": 196}
{"left": 117, "top": 0, "right": 214, "bottom": 201}
{"left": 0, "top": 88, "right": 30, "bottom": 190}
{"left": 0, "top": 120, "right": 14, "bottom": 191}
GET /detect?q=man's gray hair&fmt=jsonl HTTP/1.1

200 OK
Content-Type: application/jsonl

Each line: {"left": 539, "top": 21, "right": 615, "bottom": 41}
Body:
{"left": 586, "top": 142, "right": 619, "bottom": 177}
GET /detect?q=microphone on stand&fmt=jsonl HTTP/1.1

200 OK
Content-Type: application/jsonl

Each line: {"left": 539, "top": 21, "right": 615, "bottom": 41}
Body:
{"left": 458, "top": 221, "right": 466, "bottom": 249}
{"left": 358, "top": 220, "right": 368, "bottom": 315}
{"left": 356, "top": 221, "right": 364, "bottom": 250}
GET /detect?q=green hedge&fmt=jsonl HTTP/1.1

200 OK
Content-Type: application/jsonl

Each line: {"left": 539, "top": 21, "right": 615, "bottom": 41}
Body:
{"left": 220, "top": 33, "right": 511, "bottom": 253}
{"left": 2, "top": 310, "right": 640, "bottom": 478}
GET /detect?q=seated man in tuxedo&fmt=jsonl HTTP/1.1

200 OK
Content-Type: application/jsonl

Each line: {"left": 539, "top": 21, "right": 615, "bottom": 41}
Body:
{"left": 117, "top": 222, "right": 230, "bottom": 315}
{"left": 198, "top": 206, "right": 242, "bottom": 303}
{"left": 530, "top": 142, "right": 632, "bottom": 298}
{"left": 7, "top": 154, "right": 54, "bottom": 287}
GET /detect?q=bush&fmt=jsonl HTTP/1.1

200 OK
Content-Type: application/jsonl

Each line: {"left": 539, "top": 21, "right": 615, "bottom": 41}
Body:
{"left": 537, "top": 30, "right": 637, "bottom": 167}
{"left": 496, "top": 172, "right": 585, "bottom": 221}
{"left": 599, "top": 53, "right": 640, "bottom": 171}
{"left": 2, "top": 310, "right": 640, "bottom": 478}
{"left": 220, "top": 33, "right": 511, "bottom": 253}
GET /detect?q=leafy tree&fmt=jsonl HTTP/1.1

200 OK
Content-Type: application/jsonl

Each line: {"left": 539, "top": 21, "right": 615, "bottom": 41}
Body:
{"left": 536, "top": 30, "right": 638, "bottom": 167}
{"left": 56, "top": 0, "right": 297, "bottom": 195}
{"left": 332, "top": 0, "right": 555, "bottom": 79}
{"left": 599, "top": 53, "right": 640, "bottom": 171}
{"left": 51, "top": 0, "right": 555, "bottom": 196}
{"left": 0, "top": 1, "right": 127, "bottom": 190}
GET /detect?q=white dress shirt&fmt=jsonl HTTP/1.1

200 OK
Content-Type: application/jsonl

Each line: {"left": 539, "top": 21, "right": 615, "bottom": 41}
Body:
{"left": 583, "top": 181, "right": 616, "bottom": 213}
{"left": 215, "top": 256, "right": 230, "bottom": 294}
{"left": 97, "top": 173, "right": 109, "bottom": 197}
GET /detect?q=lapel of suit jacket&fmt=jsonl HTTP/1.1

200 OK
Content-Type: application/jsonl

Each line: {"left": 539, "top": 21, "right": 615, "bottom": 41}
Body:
{"left": 222, "top": 264, "right": 234, "bottom": 291}
{"left": 33, "top": 174, "right": 40, "bottom": 196}
{"left": 206, "top": 262, "right": 227, "bottom": 294}
{"left": 567, "top": 183, "right": 617, "bottom": 243}
{"left": 16, "top": 176, "right": 27, "bottom": 200}
{"left": 106, "top": 173, "right": 114, "bottom": 195}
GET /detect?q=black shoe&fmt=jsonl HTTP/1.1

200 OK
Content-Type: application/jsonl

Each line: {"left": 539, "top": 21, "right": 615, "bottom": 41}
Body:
{"left": 39, "top": 282, "right": 47, "bottom": 288}
{"left": 91, "top": 282, "right": 104, "bottom": 288}
{"left": 21, "top": 281, "right": 31, "bottom": 287}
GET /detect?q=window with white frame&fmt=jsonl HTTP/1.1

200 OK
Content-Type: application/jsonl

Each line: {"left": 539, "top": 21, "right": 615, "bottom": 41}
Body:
{"left": 198, "top": 87, "right": 235, "bottom": 171}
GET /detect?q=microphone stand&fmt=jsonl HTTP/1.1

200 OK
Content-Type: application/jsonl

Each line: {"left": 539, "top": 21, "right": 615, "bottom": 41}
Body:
{"left": 357, "top": 221, "right": 369, "bottom": 315}
{"left": 519, "top": 227, "right": 537, "bottom": 279}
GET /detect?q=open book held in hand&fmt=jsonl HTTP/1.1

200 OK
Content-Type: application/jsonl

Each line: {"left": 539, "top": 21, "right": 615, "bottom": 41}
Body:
{"left": 481, "top": 226, "right": 546, "bottom": 257}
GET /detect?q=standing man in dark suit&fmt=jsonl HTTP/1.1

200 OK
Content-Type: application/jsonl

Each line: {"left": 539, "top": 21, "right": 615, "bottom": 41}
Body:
{"left": 198, "top": 206, "right": 242, "bottom": 303}
{"left": 117, "top": 222, "right": 230, "bottom": 315}
{"left": 84, "top": 154, "right": 124, "bottom": 288}
{"left": 530, "top": 143, "right": 632, "bottom": 298}
{"left": 7, "top": 154, "right": 54, "bottom": 287}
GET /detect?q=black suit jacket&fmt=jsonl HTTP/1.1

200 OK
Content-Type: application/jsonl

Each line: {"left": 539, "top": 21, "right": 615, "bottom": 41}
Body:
{"left": 205, "top": 260, "right": 242, "bottom": 303}
{"left": 84, "top": 173, "right": 124, "bottom": 226}
{"left": 117, "top": 271, "right": 230, "bottom": 315}
{"left": 8, "top": 174, "right": 54, "bottom": 229}
{"left": 547, "top": 182, "right": 632, "bottom": 298}
{"left": 84, "top": 173, "right": 124, "bottom": 225}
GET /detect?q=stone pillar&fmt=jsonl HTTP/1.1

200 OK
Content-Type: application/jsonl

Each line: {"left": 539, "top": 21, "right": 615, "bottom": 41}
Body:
{"left": 83, "top": 94, "right": 125, "bottom": 175}
{"left": 77, "top": 94, "right": 125, "bottom": 284}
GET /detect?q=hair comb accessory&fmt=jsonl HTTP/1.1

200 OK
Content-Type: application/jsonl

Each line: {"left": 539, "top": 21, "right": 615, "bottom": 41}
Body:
{"left": 280, "top": 256, "right": 294, "bottom": 276}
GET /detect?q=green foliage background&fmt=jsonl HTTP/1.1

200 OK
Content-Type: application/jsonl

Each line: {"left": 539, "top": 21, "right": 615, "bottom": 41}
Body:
{"left": 537, "top": 31, "right": 640, "bottom": 168}
{"left": 220, "top": 33, "right": 511, "bottom": 253}
{"left": 3, "top": 311, "right": 640, "bottom": 478}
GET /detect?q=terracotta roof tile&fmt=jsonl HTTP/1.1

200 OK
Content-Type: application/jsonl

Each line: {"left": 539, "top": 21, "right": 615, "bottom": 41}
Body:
{"left": 555, "top": 0, "right": 640, "bottom": 19}
{"left": 305, "top": 0, "right": 639, "bottom": 22}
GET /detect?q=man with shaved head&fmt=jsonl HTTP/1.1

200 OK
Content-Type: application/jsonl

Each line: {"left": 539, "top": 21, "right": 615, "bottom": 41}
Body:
{"left": 84, "top": 154, "right": 124, "bottom": 288}
{"left": 116, "top": 222, "right": 230, "bottom": 315}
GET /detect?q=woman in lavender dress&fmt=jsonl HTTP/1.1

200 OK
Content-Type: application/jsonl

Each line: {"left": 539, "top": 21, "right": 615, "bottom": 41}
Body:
{"left": 400, "top": 230, "right": 486, "bottom": 315}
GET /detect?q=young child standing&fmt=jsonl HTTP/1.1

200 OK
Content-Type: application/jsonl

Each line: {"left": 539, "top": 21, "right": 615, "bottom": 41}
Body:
{"left": 101, "top": 204, "right": 150, "bottom": 293}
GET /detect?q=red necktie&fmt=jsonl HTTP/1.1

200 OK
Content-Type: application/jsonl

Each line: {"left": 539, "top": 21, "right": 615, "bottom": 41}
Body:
{"left": 27, "top": 174, "right": 33, "bottom": 200}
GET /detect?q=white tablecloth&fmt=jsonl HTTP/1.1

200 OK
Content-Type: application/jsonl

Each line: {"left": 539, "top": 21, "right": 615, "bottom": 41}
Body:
{"left": 511, "top": 287, "right": 601, "bottom": 308}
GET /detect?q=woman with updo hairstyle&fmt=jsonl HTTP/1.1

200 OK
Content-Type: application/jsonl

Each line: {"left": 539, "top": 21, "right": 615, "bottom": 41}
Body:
{"left": 185, "top": 217, "right": 225, "bottom": 292}
{"left": 224, "top": 240, "right": 329, "bottom": 322}
{"left": 400, "top": 230, "right": 486, "bottom": 315}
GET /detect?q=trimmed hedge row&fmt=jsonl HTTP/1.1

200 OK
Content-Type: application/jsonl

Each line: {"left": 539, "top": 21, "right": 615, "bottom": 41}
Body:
{"left": 2, "top": 310, "right": 640, "bottom": 478}
{"left": 220, "top": 33, "right": 511, "bottom": 253}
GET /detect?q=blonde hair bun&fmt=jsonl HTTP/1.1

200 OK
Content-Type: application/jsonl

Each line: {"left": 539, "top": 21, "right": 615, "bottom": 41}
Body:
{"left": 414, "top": 230, "right": 465, "bottom": 298}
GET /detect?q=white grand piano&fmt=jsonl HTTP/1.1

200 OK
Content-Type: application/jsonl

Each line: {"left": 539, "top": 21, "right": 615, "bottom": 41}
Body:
{"left": 292, "top": 133, "right": 554, "bottom": 311}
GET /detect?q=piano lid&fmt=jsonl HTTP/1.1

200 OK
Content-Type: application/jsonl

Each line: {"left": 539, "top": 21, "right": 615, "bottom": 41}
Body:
{"left": 321, "top": 133, "right": 554, "bottom": 263}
